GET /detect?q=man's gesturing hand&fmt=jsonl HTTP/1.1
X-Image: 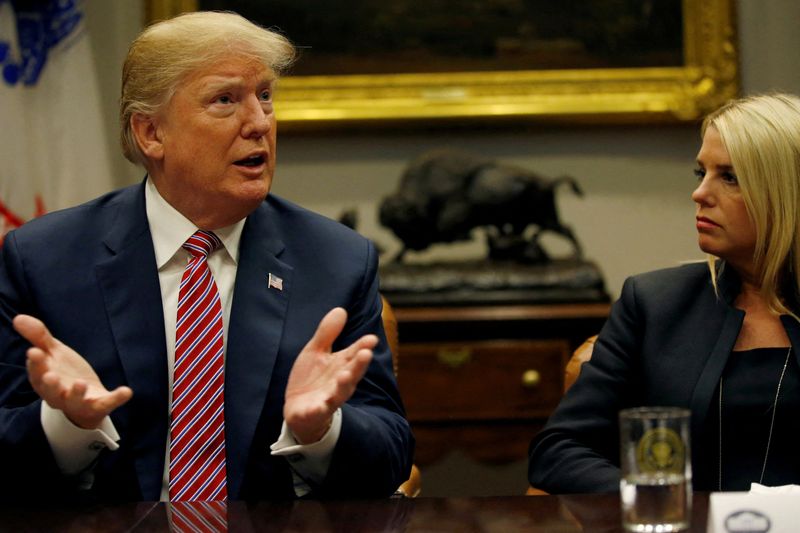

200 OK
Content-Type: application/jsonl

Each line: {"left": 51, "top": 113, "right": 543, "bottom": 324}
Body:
{"left": 13, "top": 314, "right": 133, "bottom": 430}
{"left": 284, "top": 308, "right": 376, "bottom": 444}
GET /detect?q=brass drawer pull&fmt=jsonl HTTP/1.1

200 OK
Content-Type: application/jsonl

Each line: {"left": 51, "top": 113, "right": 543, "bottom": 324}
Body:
{"left": 521, "top": 369, "right": 541, "bottom": 388}
{"left": 436, "top": 347, "right": 472, "bottom": 369}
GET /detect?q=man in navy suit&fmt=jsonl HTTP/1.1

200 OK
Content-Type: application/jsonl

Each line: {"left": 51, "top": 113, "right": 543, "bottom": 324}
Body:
{"left": 0, "top": 11, "right": 413, "bottom": 502}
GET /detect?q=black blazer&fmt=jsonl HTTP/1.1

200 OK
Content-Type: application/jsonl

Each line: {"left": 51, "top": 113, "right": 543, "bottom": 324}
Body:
{"left": 528, "top": 262, "right": 800, "bottom": 493}
{"left": 0, "top": 182, "right": 414, "bottom": 502}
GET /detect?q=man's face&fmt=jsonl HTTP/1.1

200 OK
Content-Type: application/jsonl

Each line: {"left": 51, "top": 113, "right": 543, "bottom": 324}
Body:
{"left": 149, "top": 54, "right": 277, "bottom": 229}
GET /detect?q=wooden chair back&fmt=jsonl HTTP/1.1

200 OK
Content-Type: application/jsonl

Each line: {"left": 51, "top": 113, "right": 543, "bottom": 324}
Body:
{"left": 381, "top": 296, "right": 422, "bottom": 498}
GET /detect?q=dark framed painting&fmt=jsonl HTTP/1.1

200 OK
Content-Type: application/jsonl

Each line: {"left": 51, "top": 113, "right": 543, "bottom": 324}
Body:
{"left": 145, "top": 0, "right": 738, "bottom": 128}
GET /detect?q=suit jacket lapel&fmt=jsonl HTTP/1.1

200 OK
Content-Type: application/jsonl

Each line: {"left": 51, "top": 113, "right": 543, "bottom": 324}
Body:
{"left": 688, "top": 307, "right": 743, "bottom": 433}
{"left": 95, "top": 183, "right": 168, "bottom": 500}
{"left": 687, "top": 266, "right": 743, "bottom": 480}
{"left": 224, "top": 202, "right": 293, "bottom": 498}
{"left": 781, "top": 316, "right": 800, "bottom": 367}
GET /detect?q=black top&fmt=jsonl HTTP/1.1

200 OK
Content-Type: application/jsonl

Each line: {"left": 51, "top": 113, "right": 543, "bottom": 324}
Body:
{"left": 711, "top": 347, "right": 800, "bottom": 491}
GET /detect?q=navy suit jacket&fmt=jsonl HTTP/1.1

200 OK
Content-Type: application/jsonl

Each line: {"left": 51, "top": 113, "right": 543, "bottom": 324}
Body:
{"left": 528, "top": 262, "right": 800, "bottom": 493}
{"left": 0, "top": 182, "right": 414, "bottom": 502}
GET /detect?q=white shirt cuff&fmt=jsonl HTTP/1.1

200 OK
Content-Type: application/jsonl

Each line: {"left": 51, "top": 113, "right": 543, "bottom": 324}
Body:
{"left": 270, "top": 408, "right": 341, "bottom": 491}
{"left": 40, "top": 402, "right": 120, "bottom": 475}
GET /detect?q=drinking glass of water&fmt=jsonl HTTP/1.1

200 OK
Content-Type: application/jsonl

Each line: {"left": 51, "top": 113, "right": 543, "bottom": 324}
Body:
{"left": 619, "top": 407, "right": 692, "bottom": 532}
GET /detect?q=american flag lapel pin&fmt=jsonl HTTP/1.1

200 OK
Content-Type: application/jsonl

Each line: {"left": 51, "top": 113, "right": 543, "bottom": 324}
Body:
{"left": 267, "top": 273, "right": 283, "bottom": 291}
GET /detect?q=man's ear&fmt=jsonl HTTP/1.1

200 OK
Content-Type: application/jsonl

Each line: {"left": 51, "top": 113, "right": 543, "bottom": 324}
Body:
{"left": 130, "top": 113, "right": 164, "bottom": 161}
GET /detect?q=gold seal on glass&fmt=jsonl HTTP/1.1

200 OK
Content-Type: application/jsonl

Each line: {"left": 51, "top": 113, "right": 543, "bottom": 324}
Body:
{"left": 636, "top": 427, "right": 684, "bottom": 474}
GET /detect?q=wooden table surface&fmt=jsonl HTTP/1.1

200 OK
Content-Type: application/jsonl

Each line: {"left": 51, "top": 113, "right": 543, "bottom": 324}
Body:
{"left": 0, "top": 492, "right": 711, "bottom": 532}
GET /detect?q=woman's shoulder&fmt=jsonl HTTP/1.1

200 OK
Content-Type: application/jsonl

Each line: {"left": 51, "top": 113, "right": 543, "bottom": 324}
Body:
{"left": 610, "top": 262, "right": 726, "bottom": 336}
{"left": 631, "top": 261, "right": 709, "bottom": 284}
{"left": 623, "top": 262, "right": 713, "bottom": 300}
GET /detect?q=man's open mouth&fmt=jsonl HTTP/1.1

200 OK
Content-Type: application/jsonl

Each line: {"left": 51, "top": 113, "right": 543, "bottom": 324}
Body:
{"left": 235, "top": 155, "right": 265, "bottom": 167}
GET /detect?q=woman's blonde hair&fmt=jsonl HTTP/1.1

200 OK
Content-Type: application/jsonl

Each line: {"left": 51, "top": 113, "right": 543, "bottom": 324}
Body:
{"left": 703, "top": 93, "right": 800, "bottom": 316}
{"left": 120, "top": 11, "right": 296, "bottom": 166}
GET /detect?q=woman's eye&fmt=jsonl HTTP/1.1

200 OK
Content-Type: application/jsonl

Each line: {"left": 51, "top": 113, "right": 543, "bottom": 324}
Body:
{"left": 259, "top": 89, "right": 272, "bottom": 102}
{"left": 722, "top": 172, "right": 739, "bottom": 185}
{"left": 214, "top": 95, "right": 233, "bottom": 104}
{"left": 693, "top": 168, "right": 705, "bottom": 180}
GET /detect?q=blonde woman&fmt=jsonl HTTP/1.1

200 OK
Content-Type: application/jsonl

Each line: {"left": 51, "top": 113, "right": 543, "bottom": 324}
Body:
{"left": 529, "top": 93, "right": 800, "bottom": 493}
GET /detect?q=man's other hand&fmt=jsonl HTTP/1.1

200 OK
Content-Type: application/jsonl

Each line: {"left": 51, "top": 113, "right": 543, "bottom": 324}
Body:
{"left": 284, "top": 308, "right": 375, "bottom": 444}
{"left": 13, "top": 314, "right": 133, "bottom": 429}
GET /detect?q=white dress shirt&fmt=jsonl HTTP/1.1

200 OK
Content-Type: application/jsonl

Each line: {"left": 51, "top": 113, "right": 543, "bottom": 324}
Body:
{"left": 40, "top": 178, "right": 340, "bottom": 498}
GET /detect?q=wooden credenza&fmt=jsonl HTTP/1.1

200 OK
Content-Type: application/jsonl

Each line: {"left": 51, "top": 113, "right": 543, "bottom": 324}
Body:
{"left": 392, "top": 302, "right": 610, "bottom": 492}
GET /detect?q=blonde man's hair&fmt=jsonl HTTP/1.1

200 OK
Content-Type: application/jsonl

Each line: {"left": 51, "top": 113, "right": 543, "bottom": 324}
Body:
{"left": 120, "top": 11, "right": 296, "bottom": 166}
{"left": 702, "top": 93, "right": 800, "bottom": 317}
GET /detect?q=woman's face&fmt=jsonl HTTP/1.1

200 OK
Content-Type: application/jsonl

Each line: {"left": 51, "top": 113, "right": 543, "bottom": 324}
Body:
{"left": 691, "top": 126, "right": 757, "bottom": 274}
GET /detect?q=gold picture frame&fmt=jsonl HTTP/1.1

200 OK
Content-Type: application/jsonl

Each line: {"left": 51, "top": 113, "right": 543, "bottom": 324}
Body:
{"left": 145, "top": 0, "right": 738, "bottom": 129}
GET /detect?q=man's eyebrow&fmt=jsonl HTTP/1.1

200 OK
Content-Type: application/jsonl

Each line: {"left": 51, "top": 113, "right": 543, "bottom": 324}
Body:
{"left": 200, "top": 76, "right": 275, "bottom": 92}
{"left": 203, "top": 76, "right": 243, "bottom": 87}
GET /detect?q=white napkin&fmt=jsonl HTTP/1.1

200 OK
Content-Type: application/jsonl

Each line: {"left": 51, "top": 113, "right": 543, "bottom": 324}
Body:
{"left": 750, "top": 483, "right": 800, "bottom": 494}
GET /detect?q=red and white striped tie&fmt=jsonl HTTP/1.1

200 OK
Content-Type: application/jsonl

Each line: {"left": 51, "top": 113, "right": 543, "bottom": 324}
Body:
{"left": 169, "top": 230, "right": 227, "bottom": 502}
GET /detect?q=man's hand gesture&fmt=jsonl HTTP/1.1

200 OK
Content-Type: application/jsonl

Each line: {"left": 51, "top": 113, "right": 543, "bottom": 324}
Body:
{"left": 13, "top": 314, "right": 133, "bottom": 430}
{"left": 284, "top": 308, "right": 376, "bottom": 444}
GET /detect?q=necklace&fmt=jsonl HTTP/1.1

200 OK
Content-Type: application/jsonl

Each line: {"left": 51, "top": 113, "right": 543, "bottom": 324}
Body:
{"left": 718, "top": 346, "right": 792, "bottom": 491}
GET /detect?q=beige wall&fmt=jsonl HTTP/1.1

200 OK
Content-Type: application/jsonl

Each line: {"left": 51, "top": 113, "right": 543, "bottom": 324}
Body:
{"left": 84, "top": 0, "right": 800, "bottom": 298}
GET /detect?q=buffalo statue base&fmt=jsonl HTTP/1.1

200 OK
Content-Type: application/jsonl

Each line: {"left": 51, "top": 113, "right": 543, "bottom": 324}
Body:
{"left": 379, "top": 258, "right": 608, "bottom": 307}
